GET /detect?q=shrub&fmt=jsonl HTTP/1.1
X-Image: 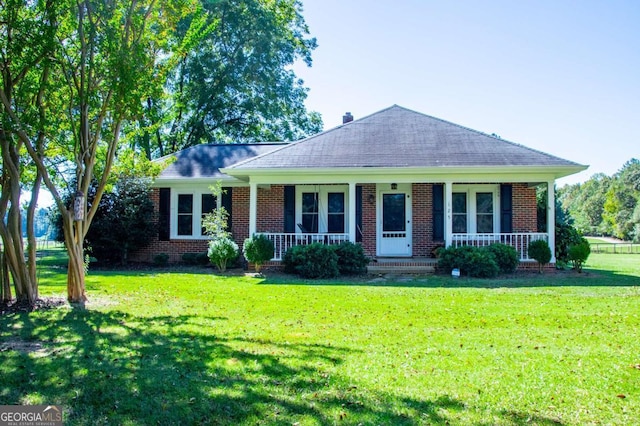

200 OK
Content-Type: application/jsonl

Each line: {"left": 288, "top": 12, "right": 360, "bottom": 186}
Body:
{"left": 568, "top": 238, "right": 591, "bottom": 273}
{"left": 437, "top": 245, "right": 499, "bottom": 278}
{"left": 486, "top": 243, "right": 519, "bottom": 274}
{"left": 528, "top": 239, "right": 552, "bottom": 273}
{"left": 153, "top": 253, "right": 169, "bottom": 267}
{"left": 555, "top": 222, "right": 583, "bottom": 264}
{"left": 243, "top": 234, "right": 275, "bottom": 272}
{"left": 333, "top": 242, "right": 369, "bottom": 275}
{"left": 283, "top": 243, "right": 338, "bottom": 279}
{"left": 282, "top": 245, "right": 305, "bottom": 274}
{"left": 182, "top": 252, "right": 209, "bottom": 266}
{"left": 208, "top": 237, "right": 239, "bottom": 272}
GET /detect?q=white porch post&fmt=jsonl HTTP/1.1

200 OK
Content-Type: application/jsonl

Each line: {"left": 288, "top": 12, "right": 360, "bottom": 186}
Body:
{"left": 348, "top": 182, "right": 357, "bottom": 242}
{"left": 249, "top": 182, "right": 258, "bottom": 237}
{"left": 547, "top": 180, "right": 556, "bottom": 263}
{"left": 445, "top": 181, "right": 453, "bottom": 247}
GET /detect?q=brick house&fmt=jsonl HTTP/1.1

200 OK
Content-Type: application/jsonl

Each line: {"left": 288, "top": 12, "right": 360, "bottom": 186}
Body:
{"left": 131, "top": 105, "right": 587, "bottom": 267}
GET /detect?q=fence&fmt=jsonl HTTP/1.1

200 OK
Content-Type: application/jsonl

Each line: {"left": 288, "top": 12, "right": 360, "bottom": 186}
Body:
{"left": 590, "top": 243, "right": 640, "bottom": 254}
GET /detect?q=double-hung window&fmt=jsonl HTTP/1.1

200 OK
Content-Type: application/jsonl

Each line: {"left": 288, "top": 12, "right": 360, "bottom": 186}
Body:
{"left": 451, "top": 185, "right": 498, "bottom": 234}
{"left": 296, "top": 185, "right": 348, "bottom": 234}
{"left": 172, "top": 189, "right": 230, "bottom": 239}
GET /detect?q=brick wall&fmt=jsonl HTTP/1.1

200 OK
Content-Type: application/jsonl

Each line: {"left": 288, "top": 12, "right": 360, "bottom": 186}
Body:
{"left": 412, "top": 183, "right": 440, "bottom": 257}
{"left": 512, "top": 183, "right": 538, "bottom": 232}
{"left": 257, "top": 185, "right": 285, "bottom": 232}
{"left": 360, "top": 184, "right": 377, "bottom": 257}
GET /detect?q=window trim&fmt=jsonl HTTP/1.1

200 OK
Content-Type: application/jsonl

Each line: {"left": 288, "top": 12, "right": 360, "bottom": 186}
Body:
{"left": 171, "top": 189, "right": 224, "bottom": 239}
{"left": 451, "top": 184, "right": 499, "bottom": 234}
{"left": 295, "top": 185, "right": 349, "bottom": 234}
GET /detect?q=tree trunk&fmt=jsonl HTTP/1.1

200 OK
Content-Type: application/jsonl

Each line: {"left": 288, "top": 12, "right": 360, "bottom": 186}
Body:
{"left": 63, "top": 214, "right": 87, "bottom": 305}
{"left": 0, "top": 251, "right": 12, "bottom": 303}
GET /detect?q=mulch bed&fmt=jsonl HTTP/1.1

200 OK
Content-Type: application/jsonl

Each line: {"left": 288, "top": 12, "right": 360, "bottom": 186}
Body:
{"left": 0, "top": 297, "right": 67, "bottom": 316}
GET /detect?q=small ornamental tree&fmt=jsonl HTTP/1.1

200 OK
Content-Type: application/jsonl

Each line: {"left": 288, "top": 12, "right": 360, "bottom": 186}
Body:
{"left": 528, "top": 240, "right": 552, "bottom": 273}
{"left": 203, "top": 184, "right": 238, "bottom": 272}
{"left": 243, "top": 234, "right": 275, "bottom": 272}
{"left": 568, "top": 238, "right": 591, "bottom": 273}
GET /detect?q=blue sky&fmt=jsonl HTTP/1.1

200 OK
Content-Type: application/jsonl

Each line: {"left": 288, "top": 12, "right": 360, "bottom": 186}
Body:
{"left": 293, "top": 0, "right": 639, "bottom": 185}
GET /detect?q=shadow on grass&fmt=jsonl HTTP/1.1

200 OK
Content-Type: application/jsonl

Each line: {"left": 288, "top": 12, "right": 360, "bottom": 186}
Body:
{"left": 1, "top": 308, "right": 565, "bottom": 425}
{"left": 255, "top": 268, "right": 640, "bottom": 289}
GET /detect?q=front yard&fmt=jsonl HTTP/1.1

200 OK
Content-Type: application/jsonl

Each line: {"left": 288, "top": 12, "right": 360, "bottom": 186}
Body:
{"left": 1, "top": 253, "right": 639, "bottom": 425}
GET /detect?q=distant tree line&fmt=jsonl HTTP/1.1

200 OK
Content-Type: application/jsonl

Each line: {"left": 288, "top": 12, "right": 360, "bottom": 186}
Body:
{"left": 558, "top": 159, "right": 640, "bottom": 242}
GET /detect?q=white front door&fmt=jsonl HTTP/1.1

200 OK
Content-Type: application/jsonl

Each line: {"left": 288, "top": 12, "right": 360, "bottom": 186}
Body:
{"left": 377, "top": 185, "right": 412, "bottom": 256}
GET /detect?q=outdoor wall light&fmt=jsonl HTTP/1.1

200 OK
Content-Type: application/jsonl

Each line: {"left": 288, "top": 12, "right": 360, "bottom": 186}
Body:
{"left": 391, "top": 183, "right": 397, "bottom": 190}
{"left": 367, "top": 194, "right": 375, "bottom": 204}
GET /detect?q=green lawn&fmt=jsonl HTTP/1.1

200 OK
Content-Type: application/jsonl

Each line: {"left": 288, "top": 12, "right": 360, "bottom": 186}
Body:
{"left": 1, "top": 253, "right": 639, "bottom": 425}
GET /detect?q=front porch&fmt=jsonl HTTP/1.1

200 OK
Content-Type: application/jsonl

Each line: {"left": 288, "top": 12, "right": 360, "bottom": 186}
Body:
{"left": 261, "top": 231, "right": 548, "bottom": 262}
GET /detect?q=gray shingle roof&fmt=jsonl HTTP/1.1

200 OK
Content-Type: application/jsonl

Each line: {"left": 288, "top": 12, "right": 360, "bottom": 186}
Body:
{"left": 227, "top": 105, "right": 585, "bottom": 170}
{"left": 158, "top": 143, "right": 286, "bottom": 179}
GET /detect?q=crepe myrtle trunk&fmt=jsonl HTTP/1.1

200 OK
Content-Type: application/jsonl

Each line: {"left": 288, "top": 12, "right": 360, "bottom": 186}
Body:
{"left": 62, "top": 202, "right": 88, "bottom": 305}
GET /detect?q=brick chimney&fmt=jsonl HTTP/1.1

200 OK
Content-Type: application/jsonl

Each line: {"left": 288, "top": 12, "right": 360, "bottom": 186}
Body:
{"left": 342, "top": 112, "right": 353, "bottom": 124}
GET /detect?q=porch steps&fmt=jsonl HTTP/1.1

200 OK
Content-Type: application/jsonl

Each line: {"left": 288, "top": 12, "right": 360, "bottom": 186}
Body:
{"left": 367, "top": 258, "right": 437, "bottom": 274}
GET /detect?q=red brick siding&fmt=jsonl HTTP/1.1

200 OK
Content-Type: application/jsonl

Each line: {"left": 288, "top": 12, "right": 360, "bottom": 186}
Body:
{"left": 412, "top": 183, "right": 440, "bottom": 257}
{"left": 231, "top": 187, "right": 250, "bottom": 243}
{"left": 360, "top": 184, "right": 377, "bottom": 257}
{"left": 257, "top": 185, "right": 285, "bottom": 233}
{"left": 512, "top": 183, "right": 537, "bottom": 232}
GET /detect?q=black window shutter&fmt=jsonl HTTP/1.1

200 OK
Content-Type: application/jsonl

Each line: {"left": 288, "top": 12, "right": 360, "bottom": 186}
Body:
{"left": 356, "top": 186, "right": 363, "bottom": 242}
{"left": 500, "top": 184, "right": 513, "bottom": 233}
{"left": 433, "top": 184, "right": 444, "bottom": 241}
{"left": 283, "top": 185, "right": 295, "bottom": 233}
{"left": 159, "top": 188, "right": 171, "bottom": 241}
{"left": 222, "top": 187, "right": 233, "bottom": 230}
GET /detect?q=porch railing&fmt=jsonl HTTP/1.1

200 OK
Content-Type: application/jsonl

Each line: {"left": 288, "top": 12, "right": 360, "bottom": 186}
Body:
{"left": 260, "top": 233, "right": 350, "bottom": 261}
{"left": 451, "top": 233, "right": 548, "bottom": 261}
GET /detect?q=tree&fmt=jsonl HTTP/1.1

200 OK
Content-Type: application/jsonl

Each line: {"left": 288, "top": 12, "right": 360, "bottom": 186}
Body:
{"left": 0, "top": 0, "right": 59, "bottom": 304}
{"left": 145, "top": 0, "right": 322, "bottom": 157}
{"left": 2, "top": 1, "right": 198, "bottom": 304}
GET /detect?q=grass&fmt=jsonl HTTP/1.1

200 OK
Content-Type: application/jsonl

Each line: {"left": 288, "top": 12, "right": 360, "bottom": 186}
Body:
{"left": 1, "top": 251, "right": 639, "bottom": 425}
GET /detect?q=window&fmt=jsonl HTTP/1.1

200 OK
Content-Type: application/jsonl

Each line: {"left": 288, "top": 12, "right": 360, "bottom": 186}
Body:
{"left": 327, "top": 192, "right": 345, "bottom": 233}
{"left": 301, "top": 192, "right": 319, "bottom": 233}
{"left": 451, "top": 186, "right": 498, "bottom": 234}
{"left": 177, "top": 194, "right": 193, "bottom": 236}
{"left": 296, "top": 185, "right": 348, "bottom": 234}
{"left": 382, "top": 193, "right": 406, "bottom": 232}
{"left": 476, "top": 192, "right": 494, "bottom": 233}
{"left": 201, "top": 194, "right": 217, "bottom": 235}
{"left": 452, "top": 192, "right": 467, "bottom": 233}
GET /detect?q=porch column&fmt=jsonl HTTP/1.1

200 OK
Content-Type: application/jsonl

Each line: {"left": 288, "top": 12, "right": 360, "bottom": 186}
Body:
{"left": 547, "top": 180, "right": 556, "bottom": 263}
{"left": 348, "top": 182, "right": 357, "bottom": 242}
{"left": 445, "top": 181, "right": 453, "bottom": 247}
{"left": 249, "top": 182, "right": 258, "bottom": 237}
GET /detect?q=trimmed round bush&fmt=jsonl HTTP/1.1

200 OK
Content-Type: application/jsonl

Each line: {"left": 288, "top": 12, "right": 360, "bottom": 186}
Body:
{"left": 243, "top": 234, "right": 275, "bottom": 272}
{"left": 437, "top": 245, "right": 499, "bottom": 278}
{"left": 528, "top": 239, "right": 552, "bottom": 273}
{"left": 208, "top": 237, "right": 239, "bottom": 272}
{"left": 283, "top": 243, "right": 339, "bottom": 279}
{"left": 568, "top": 237, "right": 590, "bottom": 273}
{"left": 486, "top": 243, "right": 519, "bottom": 274}
{"left": 333, "top": 241, "right": 369, "bottom": 275}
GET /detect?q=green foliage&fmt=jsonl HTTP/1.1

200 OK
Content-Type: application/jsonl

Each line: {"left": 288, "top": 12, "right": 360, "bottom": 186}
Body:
{"left": 560, "top": 159, "right": 640, "bottom": 241}
{"left": 485, "top": 243, "right": 519, "bottom": 274}
{"left": 568, "top": 238, "right": 591, "bottom": 272}
{"left": 282, "top": 243, "right": 339, "bottom": 279}
{"left": 207, "top": 237, "right": 239, "bottom": 272}
{"left": 153, "top": 253, "right": 169, "bottom": 266}
{"left": 202, "top": 183, "right": 231, "bottom": 239}
{"left": 437, "top": 245, "right": 500, "bottom": 278}
{"left": 333, "top": 242, "right": 370, "bottom": 275}
{"left": 555, "top": 222, "right": 583, "bottom": 264}
{"left": 182, "top": 252, "right": 209, "bottom": 266}
{"left": 528, "top": 240, "right": 552, "bottom": 273}
{"left": 145, "top": 0, "right": 323, "bottom": 157}
{"left": 243, "top": 234, "right": 275, "bottom": 272}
